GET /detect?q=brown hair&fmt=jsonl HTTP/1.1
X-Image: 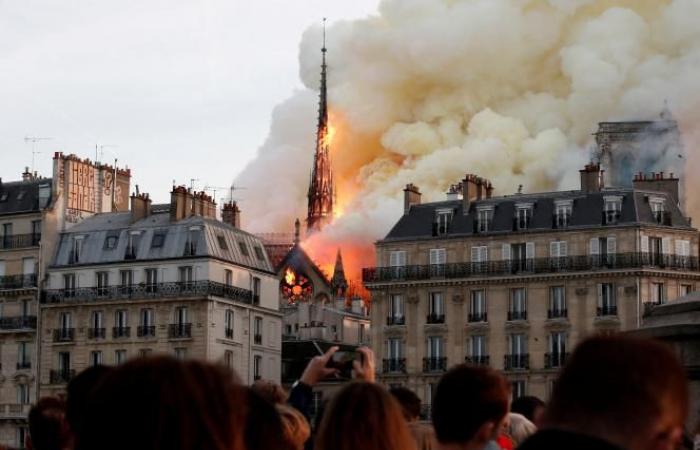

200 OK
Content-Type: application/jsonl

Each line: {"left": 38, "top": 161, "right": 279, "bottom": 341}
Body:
{"left": 545, "top": 335, "right": 688, "bottom": 439}
{"left": 315, "top": 382, "right": 417, "bottom": 450}
{"left": 28, "top": 397, "right": 71, "bottom": 450}
{"left": 432, "top": 364, "right": 510, "bottom": 445}
{"left": 276, "top": 404, "right": 311, "bottom": 450}
{"left": 251, "top": 379, "right": 288, "bottom": 404}
{"left": 76, "top": 356, "right": 247, "bottom": 450}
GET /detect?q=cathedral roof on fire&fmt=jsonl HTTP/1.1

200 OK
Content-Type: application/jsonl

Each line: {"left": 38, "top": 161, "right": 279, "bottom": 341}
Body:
{"left": 383, "top": 187, "right": 692, "bottom": 242}
{"left": 275, "top": 243, "right": 331, "bottom": 286}
{"left": 51, "top": 211, "right": 274, "bottom": 273}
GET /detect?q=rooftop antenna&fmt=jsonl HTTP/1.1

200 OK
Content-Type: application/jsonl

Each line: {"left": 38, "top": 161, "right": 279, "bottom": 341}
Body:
{"left": 190, "top": 178, "right": 199, "bottom": 191}
{"left": 95, "top": 144, "right": 118, "bottom": 164}
{"left": 24, "top": 136, "right": 52, "bottom": 174}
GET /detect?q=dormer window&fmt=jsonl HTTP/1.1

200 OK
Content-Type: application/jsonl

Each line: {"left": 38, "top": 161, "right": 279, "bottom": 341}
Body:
{"left": 515, "top": 204, "right": 533, "bottom": 230}
{"left": 434, "top": 209, "right": 453, "bottom": 236}
{"left": 476, "top": 207, "right": 493, "bottom": 233}
{"left": 603, "top": 196, "right": 622, "bottom": 225}
{"left": 70, "top": 236, "right": 84, "bottom": 264}
{"left": 649, "top": 197, "right": 668, "bottom": 225}
{"left": 184, "top": 226, "right": 201, "bottom": 256}
{"left": 554, "top": 200, "right": 572, "bottom": 228}
{"left": 125, "top": 231, "right": 141, "bottom": 260}
{"left": 103, "top": 232, "right": 119, "bottom": 250}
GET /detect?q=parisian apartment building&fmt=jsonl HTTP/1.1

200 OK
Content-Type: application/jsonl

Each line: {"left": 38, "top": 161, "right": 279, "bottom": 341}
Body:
{"left": 38, "top": 187, "right": 282, "bottom": 398}
{"left": 363, "top": 164, "right": 699, "bottom": 415}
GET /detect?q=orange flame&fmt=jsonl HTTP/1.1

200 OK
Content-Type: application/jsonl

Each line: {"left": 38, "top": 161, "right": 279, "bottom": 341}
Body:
{"left": 284, "top": 268, "right": 296, "bottom": 285}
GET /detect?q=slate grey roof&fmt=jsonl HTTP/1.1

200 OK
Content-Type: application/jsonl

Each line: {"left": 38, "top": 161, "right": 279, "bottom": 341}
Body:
{"left": 383, "top": 188, "right": 692, "bottom": 242}
{"left": 52, "top": 212, "right": 274, "bottom": 273}
{"left": 0, "top": 178, "right": 52, "bottom": 216}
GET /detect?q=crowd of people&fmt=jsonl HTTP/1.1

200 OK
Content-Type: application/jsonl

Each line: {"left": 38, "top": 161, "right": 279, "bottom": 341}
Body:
{"left": 25, "top": 335, "right": 695, "bottom": 450}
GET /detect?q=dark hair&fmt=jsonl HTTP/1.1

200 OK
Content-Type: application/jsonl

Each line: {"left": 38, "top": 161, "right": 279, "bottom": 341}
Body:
{"left": 432, "top": 364, "right": 510, "bottom": 445}
{"left": 546, "top": 335, "right": 688, "bottom": 438}
{"left": 66, "top": 365, "right": 114, "bottom": 440}
{"left": 389, "top": 387, "right": 422, "bottom": 420}
{"left": 28, "top": 397, "right": 71, "bottom": 450}
{"left": 76, "top": 356, "right": 248, "bottom": 450}
{"left": 244, "top": 388, "right": 295, "bottom": 450}
{"left": 510, "top": 396, "right": 544, "bottom": 423}
{"left": 250, "top": 379, "right": 288, "bottom": 405}
{"left": 316, "top": 382, "right": 417, "bottom": 450}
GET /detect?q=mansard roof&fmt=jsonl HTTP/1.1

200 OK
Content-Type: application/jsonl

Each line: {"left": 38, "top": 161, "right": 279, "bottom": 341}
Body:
{"left": 382, "top": 187, "right": 692, "bottom": 242}
{"left": 51, "top": 212, "right": 274, "bottom": 273}
{"left": 0, "top": 178, "right": 52, "bottom": 216}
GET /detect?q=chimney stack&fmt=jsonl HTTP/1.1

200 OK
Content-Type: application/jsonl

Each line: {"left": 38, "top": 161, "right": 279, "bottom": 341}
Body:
{"left": 130, "top": 191, "right": 152, "bottom": 222}
{"left": 633, "top": 172, "right": 681, "bottom": 208}
{"left": 579, "top": 163, "right": 604, "bottom": 193}
{"left": 22, "top": 167, "right": 32, "bottom": 182}
{"left": 403, "top": 184, "right": 422, "bottom": 215}
{"left": 222, "top": 201, "right": 241, "bottom": 228}
{"left": 170, "top": 186, "right": 192, "bottom": 221}
{"left": 461, "top": 174, "right": 481, "bottom": 214}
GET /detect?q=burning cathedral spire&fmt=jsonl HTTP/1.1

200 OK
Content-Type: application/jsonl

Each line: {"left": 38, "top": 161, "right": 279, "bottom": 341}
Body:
{"left": 306, "top": 19, "right": 335, "bottom": 233}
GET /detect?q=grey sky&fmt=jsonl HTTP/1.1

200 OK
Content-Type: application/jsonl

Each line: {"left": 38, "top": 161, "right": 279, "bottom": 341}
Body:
{"left": 0, "top": 0, "right": 379, "bottom": 203}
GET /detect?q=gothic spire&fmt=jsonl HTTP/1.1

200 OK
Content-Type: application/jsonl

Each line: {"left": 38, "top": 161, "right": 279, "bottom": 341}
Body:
{"left": 331, "top": 248, "right": 348, "bottom": 298}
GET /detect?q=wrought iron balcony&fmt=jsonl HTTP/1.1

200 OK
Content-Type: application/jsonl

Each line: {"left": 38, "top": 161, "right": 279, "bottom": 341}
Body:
{"left": 0, "top": 233, "right": 41, "bottom": 250}
{"left": 49, "top": 369, "right": 76, "bottom": 384}
{"left": 16, "top": 361, "right": 31, "bottom": 370}
{"left": 253, "top": 333, "right": 262, "bottom": 345}
{"left": 42, "top": 281, "right": 253, "bottom": 305}
{"left": 137, "top": 325, "right": 156, "bottom": 337}
{"left": 504, "top": 354, "right": 529, "bottom": 370}
{"left": 386, "top": 316, "right": 406, "bottom": 326}
{"left": 426, "top": 313, "right": 445, "bottom": 324}
{"left": 0, "top": 403, "right": 31, "bottom": 419}
{"left": 597, "top": 305, "right": 618, "bottom": 317}
{"left": 547, "top": 308, "right": 567, "bottom": 319}
{"left": 0, "top": 275, "right": 37, "bottom": 290}
{"left": 112, "top": 326, "right": 131, "bottom": 338}
{"left": 0, "top": 316, "right": 37, "bottom": 330}
{"left": 465, "top": 355, "right": 490, "bottom": 366}
{"left": 87, "top": 327, "right": 106, "bottom": 339}
{"left": 382, "top": 358, "right": 407, "bottom": 374}
{"left": 423, "top": 357, "right": 447, "bottom": 372}
{"left": 53, "top": 328, "right": 74, "bottom": 342}
{"left": 507, "top": 310, "right": 527, "bottom": 321}
{"left": 468, "top": 312, "right": 488, "bottom": 323}
{"left": 362, "top": 252, "right": 700, "bottom": 283}
{"left": 544, "top": 352, "right": 568, "bottom": 369}
{"left": 169, "top": 323, "right": 192, "bottom": 339}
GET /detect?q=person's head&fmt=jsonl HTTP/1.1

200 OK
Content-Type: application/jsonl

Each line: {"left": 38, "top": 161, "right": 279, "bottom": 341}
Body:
{"left": 389, "top": 387, "right": 422, "bottom": 421}
{"left": 316, "top": 382, "right": 417, "bottom": 450}
{"left": 66, "top": 365, "right": 114, "bottom": 441}
{"left": 244, "top": 388, "right": 295, "bottom": 450}
{"left": 545, "top": 335, "right": 688, "bottom": 450}
{"left": 432, "top": 364, "right": 510, "bottom": 448}
{"left": 507, "top": 413, "right": 536, "bottom": 446}
{"left": 510, "top": 396, "right": 545, "bottom": 427}
{"left": 77, "top": 356, "right": 248, "bottom": 450}
{"left": 276, "top": 404, "right": 311, "bottom": 450}
{"left": 251, "top": 379, "right": 288, "bottom": 404}
{"left": 27, "top": 397, "right": 71, "bottom": 450}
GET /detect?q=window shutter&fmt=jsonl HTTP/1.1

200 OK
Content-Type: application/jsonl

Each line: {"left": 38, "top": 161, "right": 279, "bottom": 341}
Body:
{"left": 550, "top": 242, "right": 557, "bottom": 257}
{"left": 607, "top": 237, "right": 616, "bottom": 254}
{"left": 502, "top": 244, "right": 511, "bottom": 261}
{"left": 683, "top": 240, "right": 691, "bottom": 257}
{"left": 640, "top": 234, "right": 649, "bottom": 253}
{"left": 662, "top": 237, "right": 670, "bottom": 255}
{"left": 560, "top": 241, "right": 568, "bottom": 257}
{"left": 589, "top": 238, "right": 599, "bottom": 255}
{"left": 480, "top": 246, "right": 488, "bottom": 262}
{"left": 390, "top": 251, "right": 398, "bottom": 267}
{"left": 675, "top": 239, "right": 682, "bottom": 255}
{"left": 597, "top": 284, "right": 603, "bottom": 308}
{"left": 526, "top": 242, "right": 535, "bottom": 259}
{"left": 471, "top": 247, "right": 479, "bottom": 263}
{"left": 438, "top": 249, "right": 446, "bottom": 264}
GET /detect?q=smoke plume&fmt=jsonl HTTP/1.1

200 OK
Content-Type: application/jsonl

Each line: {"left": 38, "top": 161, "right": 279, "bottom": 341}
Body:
{"left": 234, "top": 0, "right": 700, "bottom": 279}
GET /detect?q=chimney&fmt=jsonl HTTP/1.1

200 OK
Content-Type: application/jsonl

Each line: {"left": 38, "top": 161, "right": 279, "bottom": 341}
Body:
{"left": 170, "top": 186, "right": 193, "bottom": 221}
{"left": 403, "top": 183, "right": 421, "bottom": 215}
{"left": 130, "top": 191, "right": 152, "bottom": 222}
{"left": 485, "top": 180, "right": 494, "bottom": 199}
{"left": 580, "top": 163, "right": 604, "bottom": 193}
{"left": 22, "top": 167, "right": 32, "bottom": 182}
{"left": 633, "top": 172, "right": 681, "bottom": 208}
{"left": 461, "top": 174, "right": 479, "bottom": 214}
{"left": 222, "top": 201, "right": 241, "bottom": 228}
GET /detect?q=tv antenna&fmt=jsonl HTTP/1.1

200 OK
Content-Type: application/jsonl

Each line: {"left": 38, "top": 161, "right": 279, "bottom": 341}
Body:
{"left": 95, "top": 144, "right": 118, "bottom": 164}
{"left": 190, "top": 178, "right": 200, "bottom": 191}
{"left": 203, "top": 183, "right": 247, "bottom": 202}
{"left": 24, "top": 136, "right": 52, "bottom": 174}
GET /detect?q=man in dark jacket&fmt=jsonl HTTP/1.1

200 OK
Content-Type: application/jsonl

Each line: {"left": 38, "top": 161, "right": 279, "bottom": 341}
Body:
{"left": 518, "top": 335, "right": 688, "bottom": 450}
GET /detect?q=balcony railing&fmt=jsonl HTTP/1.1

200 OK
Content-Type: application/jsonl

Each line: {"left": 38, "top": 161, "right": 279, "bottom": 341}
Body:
{"left": 53, "top": 328, "right": 74, "bottom": 342}
{"left": 253, "top": 333, "right": 262, "bottom": 345}
{"left": 386, "top": 316, "right": 406, "bottom": 326}
{"left": 382, "top": 358, "right": 407, "bottom": 374}
{"left": 16, "top": 361, "right": 31, "bottom": 370}
{"left": 363, "top": 252, "right": 700, "bottom": 283}
{"left": 547, "top": 308, "right": 567, "bottom": 319}
{"left": 504, "top": 354, "right": 529, "bottom": 370}
{"left": 597, "top": 305, "right": 618, "bottom": 317}
{"left": 0, "top": 275, "right": 37, "bottom": 290}
{"left": 0, "top": 403, "right": 31, "bottom": 419}
{"left": 169, "top": 323, "right": 192, "bottom": 339}
{"left": 42, "top": 281, "right": 253, "bottom": 305}
{"left": 225, "top": 328, "right": 234, "bottom": 339}
{"left": 0, "top": 316, "right": 37, "bottom": 330}
{"left": 0, "top": 233, "right": 41, "bottom": 250}
{"left": 113, "top": 326, "right": 131, "bottom": 338}
{"left": 426, "top": 313, "right": 445, "bottom": 324}
{"left": 544, "top": 352, "right": 568, "bottom": 369}
{"left": 87, "top": 327, "right": 106, "bottom": 339}
{"left": 507, "top": 310, "right": 527, "bottom": 321}
{"left": 49, "top": 369, "right": 76, "bottom": 384}
{"left": 465, "top": 355, "right": 490, "bottom": 366}
{"left": 468, "top": 312, "right": 488, "bottom": 323}
{"left": 423, "top": 357, "right": 447, "bottom": 372}
{"left": 137, "top": 325, "right": 156, "bottom": 337}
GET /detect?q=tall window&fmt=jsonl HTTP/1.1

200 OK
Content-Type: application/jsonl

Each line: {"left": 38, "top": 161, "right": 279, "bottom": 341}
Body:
{"left": 59, "top": 312, "right": 72, "bottom": 333}
{"left": 388, "top": 294, "right": 404, "bottom": 325}
{"left": 58, "top": 352, "right": 71, "bottom": 374}
{"left": 387, "top": 338, "right": 403, "bottom": 360}
{"left": 511, "top": 381, "right": 526, "bottom": 400}
{"left": 604, "top": 196, "right": 622, "bottom": 224}
{"left": 590, "top": 237, "right": 616, "bottom": 266}
{"left": 115, "top": 350, "right": 127, "bottom": 365}
{"left": 119, "top": 270, "right": 133, "bottom": 293}
{"left": 90, "top": 351, "right": 102, "bottom": 366}
{"left": 71, "top": 237, "right": 83, "bottom": 263}
{"left": 650, "top": 198, "right": 666, "bottom": 224}
{"left": 224, "top": 269, "right": 233, "bottom": 286}
{"left": 175, "top": 348, "right": 187, "bottom": 360}
{"left": 549, "top": 241, "right": 568, "bottom": 268}
{"left": 179, "top": 266, "right": 193, "bottom": 287}
{"left": 471, "top": 246, "right": 488, "bottom": 273}
{"left": 476, "top": 208, "right": 493, "bottom": 233}
{"left": 17, "top": 342, "right": 30, "bottom": 368}
{"left": 145, "top": 268, "right": 158, "bottom": 292}
{"left": 428, "top": 292, "right": 444, "bottom": 322}
{"left": 427, "top": 336, "right": 443, "bottom": 358}
{"left": 509, "top": 288, "right": 527, "bottom": 320}
{"left": 89, "top": 311, "right": 104, "bottom": 339}
{"left": 469, "top": 290, "right": 487, "bottom": 322}
{"left": 252, "top": 277, "right": 261, "bottom": 304}
{"left": 554, "top": 200, "right": 572, "bottom": 228}
{"left": 549, "top": 286, "right": 566, "bottom": 318}
{"left": 253, "top": 355, "right": 262, "bottom": 380}
{"left": 651, "top": 282, "right": 666, "bottom": 304}
{"left": 598, "top": 283, "right": 617, "bottom": 316}
{"left": 254, "top": 317, "right": 263, "bottom": 344}
{"left": 114, "top": 310, "right": 129, "bottom": 338}
{"left": 470, "top": 335, "right": 487, "bottom": 361}
{"left": 224, "top": 350, "right": 234, "bottom": 368}
{"left": 509, "top": 334, "right": 527, "bottom": 356}
{"left": 125, "top": 232, "right": 139, "bottom": 259}
{"left": 389, "top": 250, "right": 407, "bottom": 278}
{"left": 63, "top": 274, "right": 76, "bottom": 296}
{"left": 185, "top": 228, "right": 198, "bottom": 256}
{"left": 680, "top": 284, "right": 693, "bottom": 297}
{"left": 435, "top": 209, "right": 452, "bottom": 235}
{"left": 140, "top": 308, "right": 155, "bottom": 337}
{"left": 547, "top": 332, "right": 567, "bottom": 368}
{"left": 96, "top": 272, "right": 109, "bottom": 296}
{"left": 17, "top": 384, "right": 30, "bottom": 405}
{"left": 224, "top": 309, "right": 234, "bottom": 338}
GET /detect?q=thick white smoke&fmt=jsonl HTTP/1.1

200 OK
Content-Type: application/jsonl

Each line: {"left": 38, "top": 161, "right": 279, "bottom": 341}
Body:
{"left": 235, "top": 0, "right": 700, "bottom": 274}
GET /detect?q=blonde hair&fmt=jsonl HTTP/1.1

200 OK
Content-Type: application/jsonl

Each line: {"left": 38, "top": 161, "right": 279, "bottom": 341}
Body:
{"left": 276, "top": 404, "right": 310, "bottom": 450}
{"left": 507, "top": 413, "right": 537, "bottom": 445}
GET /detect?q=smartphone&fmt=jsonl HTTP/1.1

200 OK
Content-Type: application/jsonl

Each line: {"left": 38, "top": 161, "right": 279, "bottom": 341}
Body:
{"left": 326, "top": 351, "right": 361, "bottom": 379}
